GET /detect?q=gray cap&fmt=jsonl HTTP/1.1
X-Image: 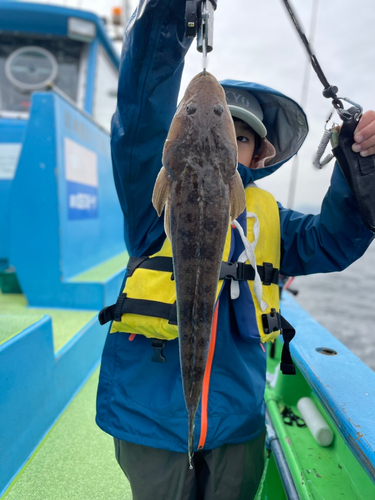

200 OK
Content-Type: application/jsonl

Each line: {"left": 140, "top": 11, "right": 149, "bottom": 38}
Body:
{"left": 224, "top": 88, "right": 267, "bottom": 138}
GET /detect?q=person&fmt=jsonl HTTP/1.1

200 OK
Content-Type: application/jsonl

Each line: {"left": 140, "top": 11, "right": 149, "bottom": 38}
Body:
{"left": 96, "top": 1, "right": 375, "bottom": 498}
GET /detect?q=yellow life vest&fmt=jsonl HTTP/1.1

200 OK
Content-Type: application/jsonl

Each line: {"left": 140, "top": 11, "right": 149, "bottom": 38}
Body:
{"left": 104, "top": 185, "right": 282, "bottom": 344}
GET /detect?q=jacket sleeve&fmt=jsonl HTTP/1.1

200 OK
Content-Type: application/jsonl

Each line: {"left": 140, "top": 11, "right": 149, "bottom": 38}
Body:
{"left": 279, "top": 163, "right": 374, "bottom": 276}
{"left": 111, "top": 0, "right": 192, "bottom": 257}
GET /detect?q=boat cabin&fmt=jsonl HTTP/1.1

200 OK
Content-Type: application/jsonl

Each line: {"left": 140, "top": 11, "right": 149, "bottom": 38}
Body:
{"left": 0, "top": 1, "right": 119, "bottom": 126}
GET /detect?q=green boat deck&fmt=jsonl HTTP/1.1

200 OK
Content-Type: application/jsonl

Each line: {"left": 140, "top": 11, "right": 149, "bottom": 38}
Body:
{"left": 262, "top": 341, "right": 374, "bottom": 499}
{"left": 2, "top": 339, "right": 373, "bottom": 499}
{"left": 68, "top": 251, "right": 128, "bottom": 283}
{"left": 0, "top": 291, "right": 97, "bottom": 353}
{"left": 2, "top": 367, "right": 131, "bottom": 500}
{"left": 0, "top": 250, "right": 128, "bottom": 352}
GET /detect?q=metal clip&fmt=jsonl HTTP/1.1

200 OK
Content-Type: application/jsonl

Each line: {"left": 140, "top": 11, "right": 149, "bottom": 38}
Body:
{"left": 313, "top": 112, "right": 336, "bottom": 169}
{"left": 197, "top": 1, "right": 214, "bottom": 54}
{"left": 336, "top": 97, "right": 362, "bottom": 122}
{"left": 314, "top": 98, "right": 363, "bottom": 169}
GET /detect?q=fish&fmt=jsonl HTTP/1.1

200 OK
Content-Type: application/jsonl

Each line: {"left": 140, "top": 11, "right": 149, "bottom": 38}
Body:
{"left": 152, "top": 71, "right": 246, "bottom": 467}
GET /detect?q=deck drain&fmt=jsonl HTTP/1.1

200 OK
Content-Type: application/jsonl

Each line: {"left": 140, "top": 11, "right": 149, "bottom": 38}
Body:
{"left": 316, "top": 347, "right": 337, "bottom": 356}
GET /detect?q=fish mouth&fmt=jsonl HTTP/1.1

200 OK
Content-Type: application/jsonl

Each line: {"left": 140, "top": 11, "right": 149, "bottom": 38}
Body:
{"left": 189, "top": 71, "right": 217, "bottom": 85}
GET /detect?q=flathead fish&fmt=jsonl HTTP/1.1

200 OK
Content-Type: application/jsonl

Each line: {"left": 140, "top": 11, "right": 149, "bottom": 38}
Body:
{"left": 152, "top": 72, "right": 246, "bottom": 467}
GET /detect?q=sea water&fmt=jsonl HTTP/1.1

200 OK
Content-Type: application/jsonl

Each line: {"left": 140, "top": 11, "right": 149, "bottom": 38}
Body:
{"left": 292, "top": 241, "right": 375, "bottom": 371}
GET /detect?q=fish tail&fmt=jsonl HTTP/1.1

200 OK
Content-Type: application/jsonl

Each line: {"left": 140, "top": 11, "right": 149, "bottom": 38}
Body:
{"left": 188, "top": 410, "right": 195, "bottom": 470}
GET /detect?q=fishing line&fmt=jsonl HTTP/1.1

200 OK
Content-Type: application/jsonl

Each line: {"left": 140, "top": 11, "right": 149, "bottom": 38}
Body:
{"left": 286, "top": 0, "right": 320, "bottom": 209}
{"left": 283, "top": 0, "right": 375, "bottom": 231}
{"left": 281, "top": 0, "right": 341, "bottom": 108}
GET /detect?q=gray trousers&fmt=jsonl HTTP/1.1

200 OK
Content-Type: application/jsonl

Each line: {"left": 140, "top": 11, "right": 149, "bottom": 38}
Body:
{"left": 114, "top": 429, "right": 266, "bottom": 500}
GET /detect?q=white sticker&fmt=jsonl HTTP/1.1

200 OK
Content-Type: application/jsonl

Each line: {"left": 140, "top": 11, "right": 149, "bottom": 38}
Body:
{"left": 64, "top": 137, "right": 98, "bottom": 187}
{"left": 0, "top": 143, "right": 22, "bottom": 180}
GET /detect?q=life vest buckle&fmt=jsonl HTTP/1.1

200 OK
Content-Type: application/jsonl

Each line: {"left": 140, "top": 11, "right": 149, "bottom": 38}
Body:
{"left": 262, "top": 262, "right": 274, "bottom": 286}
{"left": 220, "top": 261, "right": 245, "bottom": 281}
{"left": 151, "top": 339, "right": 166, "bottom": 363}
{"left": 262, "top": 308, "right": 281, "bottom": 334}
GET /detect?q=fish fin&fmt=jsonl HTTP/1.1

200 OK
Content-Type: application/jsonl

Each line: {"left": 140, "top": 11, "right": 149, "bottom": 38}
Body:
{"left": 152, "top": 167, "right": 171, "bottom": 216}
{"left": 230, "top": 170, "right": 246, "bottom": 221}
{"left": 164, "top": 201, "right": 171, "bottom": 242}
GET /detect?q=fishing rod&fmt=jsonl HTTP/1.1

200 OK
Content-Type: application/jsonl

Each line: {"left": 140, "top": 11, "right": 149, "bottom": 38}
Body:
{"left": 282, "top": 0, "right": 375, "bottom": 232}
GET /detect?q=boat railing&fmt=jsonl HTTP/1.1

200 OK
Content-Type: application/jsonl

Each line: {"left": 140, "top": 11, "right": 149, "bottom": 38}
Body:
{"left": 279, "top": 293, "right": 375, "bottom": 483}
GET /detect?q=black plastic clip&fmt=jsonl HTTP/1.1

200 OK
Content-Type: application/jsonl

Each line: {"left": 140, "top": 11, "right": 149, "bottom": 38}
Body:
{"left": 185, "top": 0, "right": 200, "bottom": 37}
{"left": 151, "top": 339, "right": 166, "bottom": 363}
{"left": 262, "top": 262, "right": 274, "bottom": 286}
{"left": 220, "top": 262, "right": 244, "bottom": 281}
{"left": 262, "top": 308, "right": 281, "bottom": 334}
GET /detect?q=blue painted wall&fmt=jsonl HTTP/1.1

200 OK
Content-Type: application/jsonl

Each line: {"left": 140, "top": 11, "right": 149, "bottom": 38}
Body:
{"left": 8, "top": 91, "right": 126, "bottom": 308}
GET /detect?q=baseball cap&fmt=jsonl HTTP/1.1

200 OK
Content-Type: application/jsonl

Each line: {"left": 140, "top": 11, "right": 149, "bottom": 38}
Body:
{"left": 224, "top": 88, "right": 267, "bottom": 138}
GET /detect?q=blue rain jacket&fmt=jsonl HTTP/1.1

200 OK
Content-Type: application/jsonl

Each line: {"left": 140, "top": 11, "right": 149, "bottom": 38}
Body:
{"left": 96, "top": 0, "right": 374, "bottom": 452}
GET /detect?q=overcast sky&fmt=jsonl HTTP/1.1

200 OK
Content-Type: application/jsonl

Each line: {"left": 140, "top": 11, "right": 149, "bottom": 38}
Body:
{"left": 20, "top": 0, "right": 375, "bottom": 212}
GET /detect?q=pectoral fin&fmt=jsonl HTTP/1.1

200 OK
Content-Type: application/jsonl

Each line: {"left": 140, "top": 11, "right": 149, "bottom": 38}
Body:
{"left": 152, "top": 167, "right": 172, "bottom": 216}
{"left": 164, "top": 200, "right": 171, "bottom": 241}
{"left": 230, "top": 170, "right": 246, "bottom": 221}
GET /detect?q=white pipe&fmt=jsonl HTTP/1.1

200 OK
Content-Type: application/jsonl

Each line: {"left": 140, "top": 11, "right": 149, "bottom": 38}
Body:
{"left": 297, "top": 397, "right": 334, "bottom": 447}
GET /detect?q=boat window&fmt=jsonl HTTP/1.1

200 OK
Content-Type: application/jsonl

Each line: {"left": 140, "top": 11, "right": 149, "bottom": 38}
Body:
{"left": 0, "top": 35, "right": 83, "bottom": 114}
{"left": 92, "top": 45, "right": 118, "bottom": 132}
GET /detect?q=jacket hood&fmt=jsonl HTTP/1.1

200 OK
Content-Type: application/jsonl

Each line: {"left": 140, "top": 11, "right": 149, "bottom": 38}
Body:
{"left": 221, "top": 79, "right": 309, "bottom": 181}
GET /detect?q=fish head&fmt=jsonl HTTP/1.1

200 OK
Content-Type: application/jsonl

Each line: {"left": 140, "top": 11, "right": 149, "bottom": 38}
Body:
{"left": 163, "top": 72, "right": 238, "bottom": 182}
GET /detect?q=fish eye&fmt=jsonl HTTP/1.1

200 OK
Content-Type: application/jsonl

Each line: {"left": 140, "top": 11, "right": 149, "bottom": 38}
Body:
{"left": 214, "top": 104, "right": 224, "bottom": 116}
{"left": 237, "top": 136, "right": 249, "bottom": 143}
{"left": 186, "top": 104, "right": 197, "bottom": 115}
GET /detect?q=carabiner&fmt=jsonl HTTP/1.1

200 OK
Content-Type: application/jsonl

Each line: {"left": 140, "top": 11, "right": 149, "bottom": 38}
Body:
{"left": 336, "top": 97, "right": 363, "bottom": 122}
{"left": 313, "top": 111, "right": 338, "bottom": 169}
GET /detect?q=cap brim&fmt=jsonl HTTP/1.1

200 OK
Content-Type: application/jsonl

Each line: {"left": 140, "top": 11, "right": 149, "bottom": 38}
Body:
{"left": 228, "top": 105, "right": 267, "bottom": 138}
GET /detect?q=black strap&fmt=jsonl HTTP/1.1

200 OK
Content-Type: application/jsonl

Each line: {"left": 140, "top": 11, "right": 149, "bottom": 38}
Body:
{"left": 99, "top": 293, "right": 178, "bottom": 326}
{"left": 98, "top": 304, "right": 116, "bottom": 325}
{"left": 99, "top": 258, "right": 278, "bottom": 325}
{"left": 262, "top": 308, "right": 296, "bottom": 375}
{"left": 127, "top": 256, "right": 173, "bottom": 276}
{"left": 127, "top": 256, "right": 278, "bottom": 286}
{"left": 279, "top": 315, "right": 296, "bottom": 375}
{"left": 220, "top": 261, "right": 278, "bottom": 285}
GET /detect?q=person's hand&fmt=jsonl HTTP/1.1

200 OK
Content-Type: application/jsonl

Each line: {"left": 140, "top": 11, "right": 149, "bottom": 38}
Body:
{"left": 352, "top": 110, "right": 375, "bottom": 157}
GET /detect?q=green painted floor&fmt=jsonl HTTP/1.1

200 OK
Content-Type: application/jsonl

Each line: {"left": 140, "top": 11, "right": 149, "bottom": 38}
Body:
{"left": 69, "top": 251, "right": 128, "bottom": 282}
{"left": 2, "top": 367, "right": 131, "bottom": 500}
{"left": 0, "top": 314, "right": 44, "bottom": 346}
{"left": 0, "top": 251, "right": 129, "bottom": 351}
{"left": 0, "top": 292, "right": 97, "bottom": 352}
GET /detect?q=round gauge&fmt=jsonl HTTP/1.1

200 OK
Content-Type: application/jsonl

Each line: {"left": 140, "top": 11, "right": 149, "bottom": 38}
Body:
{"left": 5, "top": 46, "right": 58, "bottom": 91}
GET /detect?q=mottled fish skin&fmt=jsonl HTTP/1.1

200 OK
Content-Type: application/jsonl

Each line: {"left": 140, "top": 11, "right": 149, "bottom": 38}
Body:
{"left": 152, "top": 72, "right": 246, "bottom": 467}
